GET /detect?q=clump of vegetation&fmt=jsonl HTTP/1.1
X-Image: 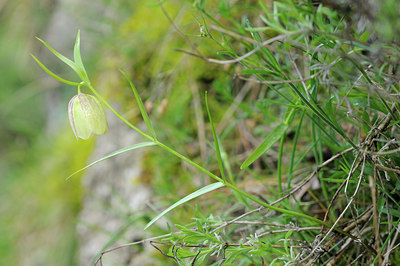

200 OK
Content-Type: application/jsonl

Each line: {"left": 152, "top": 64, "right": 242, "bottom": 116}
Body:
{"left": 33, "top": 0, "right": 400, "bottom": 264}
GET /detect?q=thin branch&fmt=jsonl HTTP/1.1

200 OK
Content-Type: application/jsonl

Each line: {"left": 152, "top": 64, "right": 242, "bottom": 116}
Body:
{"left": 209, "top": 24, "right": 256, "bottom": 43}
{"left": 157, "top": 0, "right": 202, "bottom": 58}
{"left": 322, "top": 155, "right": 363, "bottom": 227}
{"left": 257, "top": 227, "right": 320, "bottom": 238}
{"left": 211, "top": 147, "right": 355, "bottom": 235}
{"left": 176, "top": 31, "right": 305, "bottom": 65}
{"left": 150, "top": 241, "right": 178, "bottom": 261}
{"left": 375, "top": 164, "right": 400, "bottom": 174}
{"left": 94, "top": 233, "right": 173, "bottom": 265}
{"left": 299, "top": 153, "right": 376, "bottom": 263}
{"left": 236, "top": 70, "right": 323, "bottom": 85}
{"left": 210, "top": 207, "right": 263, "bottom": 234}
{"left": 207, "top": 31, "right": 305, "bottom": 65}
{"left": 370, "top": 166, "right": 382, "bottom": 264}
{"left": 272, "top": 147, "right": 355, "bottom": 205}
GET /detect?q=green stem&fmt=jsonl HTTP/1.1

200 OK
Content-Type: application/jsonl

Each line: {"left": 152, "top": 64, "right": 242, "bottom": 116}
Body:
{"left": 277, "top": 134, "right": 285, "bottom": 197}
{"left": 288, "top": 110, "right": 304, "bottom": 189}
{"left": 155, "top": 141, "right": 224, "bottom": 184}
{"left": 87, "top": 83, "right": 154, "bottom": 142}
{"left": 316, "top": 126, "right": 329, "bottom": 201}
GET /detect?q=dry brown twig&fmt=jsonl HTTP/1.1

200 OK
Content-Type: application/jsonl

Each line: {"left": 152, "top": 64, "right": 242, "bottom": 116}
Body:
{"left": 298, "top": 152, "right": 370, "bottom": 264}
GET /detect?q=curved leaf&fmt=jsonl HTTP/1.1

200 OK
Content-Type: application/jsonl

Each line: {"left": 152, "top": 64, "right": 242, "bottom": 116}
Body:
{"left": 31, "top": 54, "right": 81, "bottom": 86}
{"left": 144, "top": 182, "right": 225, "bottom": 230}
{"left": 66, "top": 142, "right": 156, "bottom": 180}
{"left": 241, "top": 123, "right": 288, "bottom": 169}
{"left": 120, "top": 70, "right": 157, "bottom": 140}
{"left": 36, "top": 36, "right": 83, "bottom": 80}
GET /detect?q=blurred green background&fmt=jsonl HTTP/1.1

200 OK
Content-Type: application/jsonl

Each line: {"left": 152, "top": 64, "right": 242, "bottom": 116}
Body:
{"left": 0, "top": 1, "right": 110, "bottom": 264}
{"left": 0, "top": 0, "right": 199, "bottom": 264}
{"left": 0, "top": 0, "right": 234, "bottom": 264}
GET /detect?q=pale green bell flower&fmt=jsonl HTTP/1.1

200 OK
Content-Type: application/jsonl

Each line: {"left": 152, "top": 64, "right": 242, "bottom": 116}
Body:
{"left": 68, "top": 93, "right": 108, "bottom": 140}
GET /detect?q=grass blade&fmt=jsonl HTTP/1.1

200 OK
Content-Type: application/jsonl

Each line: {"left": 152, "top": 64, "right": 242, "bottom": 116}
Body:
{"left": 66, "top": 142, "right": 156, "bottom": 180}
{"left": 205, "top": 92, "right": 226, "bottom": 183}
{"left": 144, "top": 182, "right": 225, "bottom": 230}
{"left": 120, "top": 70, "right": 157, "bottom": 140}
{"left": 241, "top": 123, "right": 288, "bottom": 169}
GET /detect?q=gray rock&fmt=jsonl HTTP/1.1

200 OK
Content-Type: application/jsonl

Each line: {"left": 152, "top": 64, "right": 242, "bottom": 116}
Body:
{"left": 77, "top": 109, "right": 154, "bottom": 265}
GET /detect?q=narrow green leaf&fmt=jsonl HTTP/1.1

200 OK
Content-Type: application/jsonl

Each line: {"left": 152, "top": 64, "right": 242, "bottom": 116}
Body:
{"left": 73, "top": 30, "right": 88, "bottom": 81}
{"left": 31, "top": 54, "right": 81, "bottom": 86}
{"left": 245, "top": 20, "right": 262, "bottom": 43}
{"left": 288, "top": 110, "right": 304, "bottom": 189}
{"left": 287, "top": 82, "right": 356, "bottom": 148}
{"left": 240, "top": 69, "right": 274, "bottom": 75}
{"left": 345, "top": 57, "right": 373, "bottom": 84}
{"left": 66, "top": 142, "right": 156, "bottom": 180}
{"left": 144, "top": 182, "right": 224, "bottom": 230}
{"left": 257, "top": 98, "right": 309, "bottom": 110}
{"left": 36, "top": 36, "right": 84, "bottom": 80}
{"left": 244, "top": 26, "right": 270, "bottom": 32}
{"left": 372, "top": 218, "right": 400, "bottom": 265}
{"left": 277, "top": 134, "right": 285, "bottom": 196}
{"left": 120, "top": 70, "right": 157, "bottom": 140}
{"left": 241, "top": 123, "right": 288, "bottom": 169}
{"left": 201, "top": 14, "right": 211, "bottom": 38}
{"left": 285, "top": 229, "right": 294, "bottom": 239}
{"left": 205, "top": 92, "right": 226, "bottom": 183}
{"left": 284, "top": 229, "right": 293, "bottom": 253}
{"left": 220, "top": 145, "right": 234, "bottom": 185}
{"left": 388, "top": 119, "right": 400, "bottom": 128}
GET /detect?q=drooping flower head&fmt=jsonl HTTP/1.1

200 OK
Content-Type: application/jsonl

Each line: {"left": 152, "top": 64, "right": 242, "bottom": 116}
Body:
{"left": 68, "top": 93, "right": 108, "bottom": 140}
